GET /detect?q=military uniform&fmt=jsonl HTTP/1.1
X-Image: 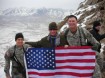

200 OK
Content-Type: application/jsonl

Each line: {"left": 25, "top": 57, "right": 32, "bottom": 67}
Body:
{"left": 65, "top": 26, "right": 100, "bottom": 48}
{"left": 4, "top": 44, "right": 30, "bottom": 78}
{"left": 63, "top": 26, "right": 102, "bottom": 78}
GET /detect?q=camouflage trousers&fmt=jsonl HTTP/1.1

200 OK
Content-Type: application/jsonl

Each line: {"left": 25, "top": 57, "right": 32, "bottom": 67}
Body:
{"left": 11, "top": 66, "right": 26, "bottom": 78}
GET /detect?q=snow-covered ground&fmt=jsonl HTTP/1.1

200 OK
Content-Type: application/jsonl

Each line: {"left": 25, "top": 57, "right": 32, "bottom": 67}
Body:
{"left": 0, "top": 67, "right": 5, "bottom": 78}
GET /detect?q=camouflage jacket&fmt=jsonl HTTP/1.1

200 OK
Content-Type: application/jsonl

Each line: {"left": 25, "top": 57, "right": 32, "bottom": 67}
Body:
{"left": 64, "top": 26, "right": 100, "bottom": 51}
{"left": 4, "top": 44, "right": 30, "bottom": 78}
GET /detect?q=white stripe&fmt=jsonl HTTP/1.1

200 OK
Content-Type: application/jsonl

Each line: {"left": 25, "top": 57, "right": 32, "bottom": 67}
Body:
{"left": 56, "top": 49, "right": 95, "bottom": 53}
{"left": 56, "top": 55, "right": 95, "bottom": 60}
{"left": 56, "top": 62, "right": 95, "bottom": 67}
{"left": 27, "top": 68, "right": 94, "bottom": 74}
{"left": 24, "top": 55, "right": 28, "bottom": 78}
{"left": 28, "top": 75, "right": 92, "bottom": 78}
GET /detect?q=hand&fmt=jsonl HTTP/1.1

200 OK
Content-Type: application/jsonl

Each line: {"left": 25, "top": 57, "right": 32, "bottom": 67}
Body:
{"left": 91, "top": 45, "right": 99, "bottom": 51}
{"left": 64, "top": 45, "right": 69, "bottom": 48}
{"left": 6, "top": 75, "right": 11, "bottom": 78}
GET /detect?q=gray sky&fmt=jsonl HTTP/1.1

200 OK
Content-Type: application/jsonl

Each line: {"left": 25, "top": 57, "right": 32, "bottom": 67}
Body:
{"left": 0, "top": 0, "right": 85, "bottom": 10}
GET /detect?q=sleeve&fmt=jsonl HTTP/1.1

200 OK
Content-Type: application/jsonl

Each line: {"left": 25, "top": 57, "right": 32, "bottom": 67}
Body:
{"left": 25, "top": 40, "right": 42, "bottom": 48}
{"left": 4, "top": 49, "right": 11, "bottom": 77}
{"left": 83, "top": 28, "right": 100, "bottom": 51}
{"left": 90, "top": 30, "right": 105, "bottom": 41}
{"left": 24, "top": 43, "right": 32, "bottom": 48}
{"left": 98, "top": 34, "right": 105, "bottom": 41}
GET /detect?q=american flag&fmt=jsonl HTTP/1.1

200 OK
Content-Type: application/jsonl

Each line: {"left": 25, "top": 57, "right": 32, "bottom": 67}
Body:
{"left": 25, "top": 46, "right": 96, "bottom": 78}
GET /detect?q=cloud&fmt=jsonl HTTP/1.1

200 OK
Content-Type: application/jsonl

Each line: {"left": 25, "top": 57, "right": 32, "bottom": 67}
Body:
{"left": 0, "top": 0, "right": 84, "bottom": 10}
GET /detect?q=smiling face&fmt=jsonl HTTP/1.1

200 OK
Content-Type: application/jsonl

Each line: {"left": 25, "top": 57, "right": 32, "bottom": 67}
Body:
{"left": 49, "top": 29, "right": 57, "bottom": 36}
{"left": 67, "top": 17, "right": 78, "bottom": 33}
{"left": 16, "top": 38, "right": 24, "bottom": 47}
{"left": 95, "top": 25, "right": 101, "bottom": 31}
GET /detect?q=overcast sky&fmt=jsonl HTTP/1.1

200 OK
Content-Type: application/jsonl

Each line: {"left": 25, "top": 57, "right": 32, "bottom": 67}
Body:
{"left": 0, "top": 0, "right": 85, "bottom": 10}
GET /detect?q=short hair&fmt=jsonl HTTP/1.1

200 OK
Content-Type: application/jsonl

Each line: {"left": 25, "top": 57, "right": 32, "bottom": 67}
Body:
{"left": 15, "top": 33, "right": 24, "bottom": 41}
{"left": 67, "top": 15, "right": 77, "bottom": 20}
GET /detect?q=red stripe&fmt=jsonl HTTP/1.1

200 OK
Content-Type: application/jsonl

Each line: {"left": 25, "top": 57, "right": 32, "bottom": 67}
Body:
{"left": 56, "top": 66, "right": 95, "bottom": 70}
{"left": 28, "top": 72, "right": 93, "bottom": 77}
{"left": 56, "top": 46, "right": 92, "bottom": 49}
{"left": 56, "top": 52, "right": 95, "bottom": 56}
{"left": 27, "top": 46, "right": 95, "bottom": 77}
{"left": 56, "top": 59, "right": 95, "bottom": 63}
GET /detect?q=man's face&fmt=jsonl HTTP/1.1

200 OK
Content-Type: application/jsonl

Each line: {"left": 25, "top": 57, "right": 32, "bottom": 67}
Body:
{"left": 95, "top": 26, "right": 101, "bottom": 31}
{"left": 49, "top": 29, "right": 57, "bottom": 36}
{"left": 67, "top": 17, "right": 77, "bottom": 29}
{"left": 16, "top": 38, "right": 24, "bottom": 46}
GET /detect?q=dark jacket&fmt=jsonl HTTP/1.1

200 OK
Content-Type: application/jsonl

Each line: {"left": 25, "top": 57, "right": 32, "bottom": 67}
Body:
{"left": 90, "top": 21, "right": 105, "bottom": 42}
{"left": 25, "top": 35, "right": 68, "bottom": 48}
{"left": 90, "top": 25, "right": 105, "bottom": 52}
{"left": 90, "top": 29, "right": 105, "bottom": 42}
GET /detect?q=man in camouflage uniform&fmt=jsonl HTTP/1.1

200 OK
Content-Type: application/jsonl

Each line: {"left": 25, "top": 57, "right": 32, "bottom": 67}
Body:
{"left": 4, "top": 33, "right": 30, "bottom": 78}
{"left": 58, "top": 15, "right": 102, "bottom": 78}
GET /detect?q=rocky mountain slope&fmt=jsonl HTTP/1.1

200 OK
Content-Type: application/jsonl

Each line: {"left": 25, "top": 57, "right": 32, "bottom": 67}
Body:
{"left": 76, "top": 0, "right": 105, "bottom": 34}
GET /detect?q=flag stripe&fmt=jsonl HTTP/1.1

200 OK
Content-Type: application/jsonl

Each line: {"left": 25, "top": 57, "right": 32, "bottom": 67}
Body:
{"left": 56, "top": 52, "right": 95, "bottom": 56}
{"left": 28, "top": 71, "right": 93, "bottom": 77}
{"left": 56, "top": 55, "right": 95, "bottom": 60}
{"left": 28, "top": 75, "right": 92, "bottom": 78}
{"left": 56, "top": 49, "right": 95, "bottom": 53}
{"left": 28, "top": 68, "right": 94, "bottom": 73}
{"left": 56, "top": 59, "right": 95, "bottom": 63}
{"left": 25, "top": 46, "right": 96, "bottom": 78}
{"left": 56, "top": 66, "right": 95, "bottom": 69}
{"left": 56, "top": 62, "right": 95, "bottom": 67}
